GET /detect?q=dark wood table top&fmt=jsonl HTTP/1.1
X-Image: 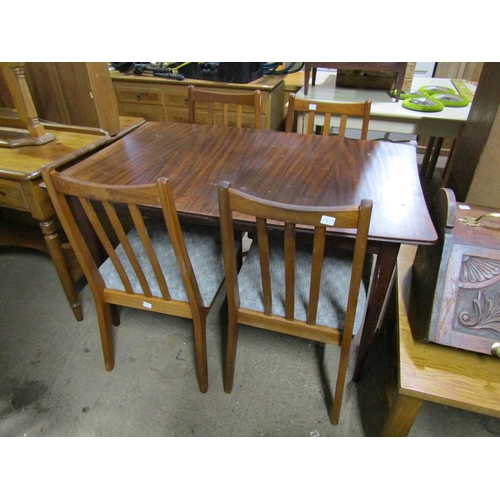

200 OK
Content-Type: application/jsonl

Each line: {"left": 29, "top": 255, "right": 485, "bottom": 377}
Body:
{"left": 62, "top": 121, "right": 437, "bottom": 245}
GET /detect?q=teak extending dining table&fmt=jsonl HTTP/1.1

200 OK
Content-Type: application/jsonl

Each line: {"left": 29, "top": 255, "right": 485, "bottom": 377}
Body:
{"left": 59, "top": 121, "right": 437, "bottom": 378}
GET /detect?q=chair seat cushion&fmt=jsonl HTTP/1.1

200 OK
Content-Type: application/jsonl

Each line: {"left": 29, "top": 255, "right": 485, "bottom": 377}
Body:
{"left": 238, "top": 237, "right": 368, "bottom": 332}
{"left": 99, "top": 219, "right": 229, "bottom": 308}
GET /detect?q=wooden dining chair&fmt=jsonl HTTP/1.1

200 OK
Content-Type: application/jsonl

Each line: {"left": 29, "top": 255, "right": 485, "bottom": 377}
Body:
{"left": 188, "top": 85, "right": 262, "bottom": 129}
{"left": 286, "top": 93, "right": 372, "bottom": 139}
{"left": 218, "top": 181, "right": 373, "bottom": 424}
{"left": 41, "top": 166, "right": 229, "bottom": 393}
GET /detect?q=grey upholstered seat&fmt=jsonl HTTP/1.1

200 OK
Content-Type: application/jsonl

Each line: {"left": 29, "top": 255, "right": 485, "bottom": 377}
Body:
{"left": 238, "top": 237, "right": 368, "bottom": 333}
{"left": 100, "top": 219, "right": 228, "bottom": 307}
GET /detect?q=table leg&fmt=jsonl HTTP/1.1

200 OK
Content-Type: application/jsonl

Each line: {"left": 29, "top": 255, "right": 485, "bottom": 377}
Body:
{"left": 303, "top": 63, "right": 311, "bottom": 95}
{"left": 419, "top": 136, "right": 436, "bottom": 176}
{"left": 380, "top": 392, "right": 423, "bottom": 437}
{"left": 393, "top": 68, "right": 405, "bottom": 102}
{"left": 39, "top": 217, "right": 83, "bottom": 321}
{"left": 424, "top": 137, "right": 444, "bottom": 179}
{"left": 419, "top": 136, "right": 445, "bottom": 180}
{"left": 353, "top": 242, "right": 400, "bottom": 382}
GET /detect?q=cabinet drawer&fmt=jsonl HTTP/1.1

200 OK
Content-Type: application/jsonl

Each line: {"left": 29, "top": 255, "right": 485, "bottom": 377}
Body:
{"left": 115, "top": 86, "right": 163, "bottom": 105}
{"left": 165, "top": 107, "right": 189, "bottom": 123}
{"left": 0, "top": 179, "right": 28, "bottom": 210}
{"left": 163, "top": 86, "right": 189, "bottom": 107}
{"left": 118, "top": 103, "right": 165, "bottom": 122}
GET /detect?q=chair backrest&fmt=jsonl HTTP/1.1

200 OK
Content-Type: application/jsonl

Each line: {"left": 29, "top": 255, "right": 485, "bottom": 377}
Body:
{"left": 285, "top": 93, "right": 372, "bottom": 139}
{"left": 41, "top": 168, "right": 205, "bottom": 313}
{"left": 188, "top": 85, "right": 262, "bottom": 129}
{"left": 218, "top": 180, "right": 373, "bottom": 344}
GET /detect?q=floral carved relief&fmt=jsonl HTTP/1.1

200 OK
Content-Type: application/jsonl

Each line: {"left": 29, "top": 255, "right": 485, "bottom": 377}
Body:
{"left": 453, "top": 256, "right": 500, "bottom": 336}
{"left": 459, "top": 256, "right": 500, "bottom": 289}
{"left": 458, "top": 291, "right": 500, "bottom": 335}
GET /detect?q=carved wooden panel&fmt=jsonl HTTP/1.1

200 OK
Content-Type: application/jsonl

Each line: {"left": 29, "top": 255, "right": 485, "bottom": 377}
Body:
{"left": 411, "top": 188, "right": 500, "bottom": 357}
{"left": 438, "top": 245, "right": 500, "bottom": 352}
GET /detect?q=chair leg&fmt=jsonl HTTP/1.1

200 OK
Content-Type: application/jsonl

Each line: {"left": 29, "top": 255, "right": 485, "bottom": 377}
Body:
{"left": 111, "top": 304, "right": 121, "bottom": 326}
{"left": 192, "top": 313, "right": 209, "bottom": 393}
{"left": 330, "top": 344, "right": 351, "bottom": 425}
{"left": 95, "top": 301, "right": 115, "bottom": 372}
{"left": 224, "top": 316, "right": 239, "bottom": 393}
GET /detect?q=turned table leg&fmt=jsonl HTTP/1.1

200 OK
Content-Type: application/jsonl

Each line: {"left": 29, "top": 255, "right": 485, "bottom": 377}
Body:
{"left": 39, "top": 217, "right": 83, "bottom": 321}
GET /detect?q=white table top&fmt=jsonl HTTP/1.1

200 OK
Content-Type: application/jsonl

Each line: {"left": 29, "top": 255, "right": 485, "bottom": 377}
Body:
{"left": 294, "top": 73, "right": 473, "bottom": 138}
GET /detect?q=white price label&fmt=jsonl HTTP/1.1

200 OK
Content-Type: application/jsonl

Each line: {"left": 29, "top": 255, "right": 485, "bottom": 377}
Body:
{"left": 320, "top": 215, "right": 336, "bottom": 226}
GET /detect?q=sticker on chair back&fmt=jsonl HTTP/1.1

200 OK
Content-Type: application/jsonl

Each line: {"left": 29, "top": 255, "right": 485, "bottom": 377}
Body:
{"left": 309, "top": 104, "right": 317, "bottom": 110}
{"left": 143, "top": 302, "right": 152, "bottom": 309}
{"left": 320, "top": 215, "right": 336, "bottom": 226}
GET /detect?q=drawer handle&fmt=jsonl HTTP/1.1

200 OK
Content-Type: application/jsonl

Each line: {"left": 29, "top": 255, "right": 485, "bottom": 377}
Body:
{"left": 459, "top": 213, "right": 500, "bottom": 227}
{"left": 136, "top": 93, "right": 142, "bottom": 102}
{"left": 491, "top": 342, "right": 500, "bottom": 357}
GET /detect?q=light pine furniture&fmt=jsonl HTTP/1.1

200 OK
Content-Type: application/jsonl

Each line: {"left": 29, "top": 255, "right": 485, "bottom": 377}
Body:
{"left": 381, "top": 244, "right": 500, "bottom": 437}
{"left": 286, "top": 93, "right": 371, "bottom": 139}
{"left": 0, "top": 116, "right": 145, "bottom": 321}
{"left": 0, "top": 62, "right": 55, "bottom": 147}
{"left": 59, "top": 121, "right": 437, "bottom": 379}
{"left": 188, "top": 85, "right": 262, "bottom": 129}
{"left": 111, "top": 72, "right": 285, "bottom": 131}
{"left": 24, "top": 62, "right": 121, "bottom": 136}
{"left": 42, "top": 171, "right": 227, "bottom": 393}
{"left": 218, "top": 181, "right": 372, "bottom": 424}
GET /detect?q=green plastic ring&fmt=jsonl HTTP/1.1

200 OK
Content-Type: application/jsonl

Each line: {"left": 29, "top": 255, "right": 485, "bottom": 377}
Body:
{"left": 431, "top": 93, "right": 470, "bottom": 107}
{"left": 419, "top": 85, "right": 456, "bottom": 96}
{"left": 393, "top": 89, "right": 427, "bottom": 100}
{"left": 402, "top": 97, "right": 444, "bottom": 112}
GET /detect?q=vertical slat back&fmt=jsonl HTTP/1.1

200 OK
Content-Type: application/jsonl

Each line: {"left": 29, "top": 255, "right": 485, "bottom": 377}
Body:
{"left": 101, "top": 200, "right": 153, "bottom": 296}
{"left": 252, "top": 92, "right": 262, "bottom": 130}
{"left": 40, "top": 168, "right": 196, "bottom": 305}
{"left": 236, "top": 105, "right": 243, "bottom": 128}
{"left": 208, "top": 102, "right": 215, "bottom": 126}
{"left": 307, "top": 227, "right": 326, "bottom": 325}
{"left": 188, "top": 85, "right": 262, "bottom": 129}
{"left": 127, "top": 204, "right": 171, "bottom": 300}
{"left": 79, "top": 197, "right": 135, "bottom": 295}
{"left": 256, "top": 217, "right": 272, "bottom": 316}
{"left": 306, "top": 110, "right": 316, "bottom": 134}
{"left": 338, "top": 114, "right": 348, "bottom": 138}
{"left": 322, "top": 112, "right": 332, "bottom": 135}
{"left": 285, "top": 93, "right": 372, "bottom": 139}
{"left": 284, "top": 222, "right": 296, "bottom": 320}
{"left": 222, "top": 103, "right": 229, "bottom": 126}
{"left": 219, "top": 181, "right": 373, "bottom": 333}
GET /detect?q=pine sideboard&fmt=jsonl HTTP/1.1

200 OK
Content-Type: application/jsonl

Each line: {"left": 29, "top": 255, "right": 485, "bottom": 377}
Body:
{"left": 110, "top": 71, "right": 286, "bottom": 131}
